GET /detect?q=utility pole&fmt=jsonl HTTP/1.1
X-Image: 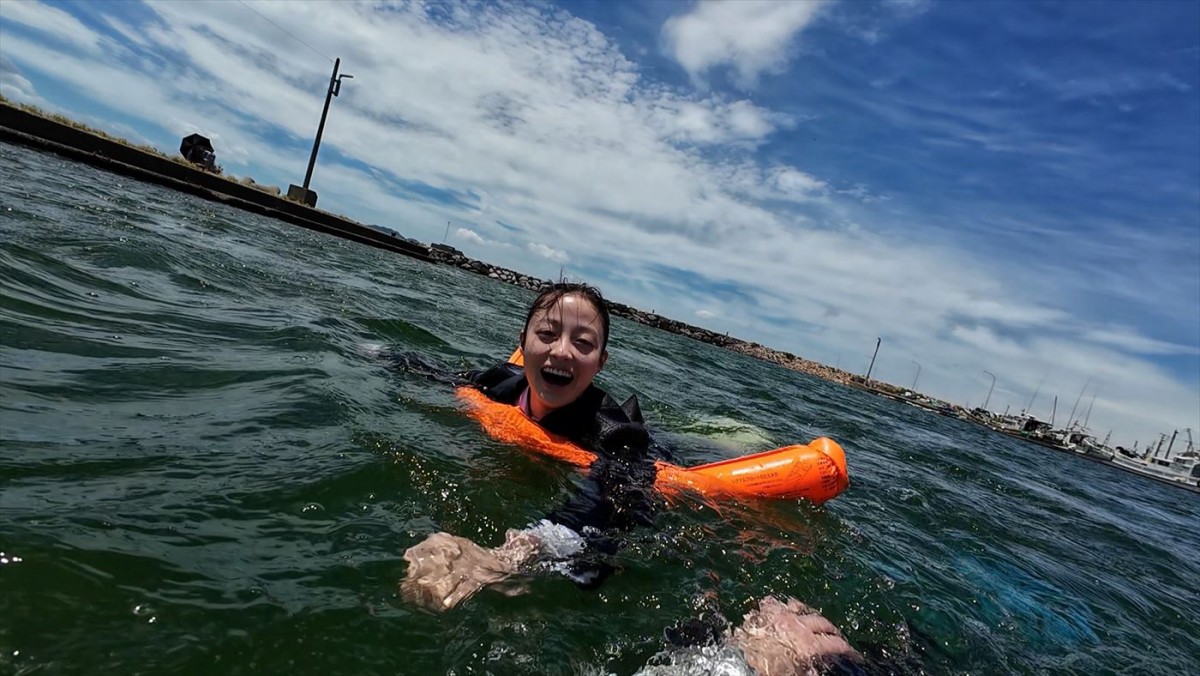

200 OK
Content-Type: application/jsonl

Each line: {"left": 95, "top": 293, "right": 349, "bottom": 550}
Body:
{"left": 982, "top": 370, "right": 996, "bottom": 411}
{"left": 288, "top": 58, "right": 353, "bottom": 207}
{"left": 864, "top": 337, "right": 881, "bottom": 385}
{"left": 443, "top": 221, "right": 451, "bottom": 243}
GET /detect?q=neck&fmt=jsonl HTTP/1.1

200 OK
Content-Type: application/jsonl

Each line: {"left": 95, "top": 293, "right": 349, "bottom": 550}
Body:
{"left": 520, "top": 387, "right": 553, "bottom": 421}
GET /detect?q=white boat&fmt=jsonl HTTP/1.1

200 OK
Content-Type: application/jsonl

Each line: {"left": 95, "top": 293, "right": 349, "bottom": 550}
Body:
{"left": 1043, "top": 428, "right": 1114, "bottom": 460}
{"left": 1110, "top": 444, "right": 1199, "bottom": 488}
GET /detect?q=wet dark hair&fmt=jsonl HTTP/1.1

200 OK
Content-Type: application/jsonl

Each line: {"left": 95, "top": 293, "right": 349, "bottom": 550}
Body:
{"left": 522, "top": 282, "right": 611, "bottom": 351}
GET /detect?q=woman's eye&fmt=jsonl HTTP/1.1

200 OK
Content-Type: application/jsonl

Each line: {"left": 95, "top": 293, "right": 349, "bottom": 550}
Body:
{"left": 573, "top": 339, "right": 595, "bottom": 351}
{"left": 536, "top": 330, "right": 556, "bottom": 341}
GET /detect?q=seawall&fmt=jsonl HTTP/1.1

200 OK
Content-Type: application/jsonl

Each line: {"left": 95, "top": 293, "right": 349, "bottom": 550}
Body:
{"left": 0, "top": 102, "right": 432, "bottom": 262}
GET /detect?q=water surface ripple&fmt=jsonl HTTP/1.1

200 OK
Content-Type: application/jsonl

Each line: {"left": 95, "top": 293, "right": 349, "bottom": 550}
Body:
{"left": 1, "top": 143, "right": 1197, "bottom": 675}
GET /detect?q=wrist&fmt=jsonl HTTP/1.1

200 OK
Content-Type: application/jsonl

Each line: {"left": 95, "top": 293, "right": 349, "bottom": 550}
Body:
{"left": 491, "top": 530, "right": 544, "bottom": 571}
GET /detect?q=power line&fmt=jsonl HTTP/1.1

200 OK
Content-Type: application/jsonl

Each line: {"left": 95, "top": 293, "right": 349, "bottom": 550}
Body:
{"left": 236, "top": 0, "right": 333, "bottom": 64}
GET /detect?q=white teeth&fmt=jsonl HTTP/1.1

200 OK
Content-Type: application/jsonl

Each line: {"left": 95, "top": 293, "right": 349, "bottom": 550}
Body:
{"left": 543, "top": 367, "right": 572, "bottom": 378}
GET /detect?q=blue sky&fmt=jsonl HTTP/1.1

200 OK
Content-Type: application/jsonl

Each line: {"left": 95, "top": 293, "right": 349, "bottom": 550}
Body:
{"left": 1, "top": 0, "right": 1197, "bottom": 446}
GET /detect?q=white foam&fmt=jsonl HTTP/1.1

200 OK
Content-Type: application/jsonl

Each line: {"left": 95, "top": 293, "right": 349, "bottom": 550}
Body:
{"left": 632, "top": 645, "right": 754, "bottom": 676}
{"left": 523, "top": 519, "right": 586, "bottom": 560}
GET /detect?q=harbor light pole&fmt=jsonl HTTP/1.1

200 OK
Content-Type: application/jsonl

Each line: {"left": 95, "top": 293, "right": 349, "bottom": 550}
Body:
{"left": 288, "top": 58, "right": 353, "bottom": 207}
{"left": 909, "top": 360, "right": 921, "bottom": 391}
{"left": 864, "top": 337, "right": 881, "bottom": 385}
{"left": 982, "top": 370, "right": 996, "bottom": 411}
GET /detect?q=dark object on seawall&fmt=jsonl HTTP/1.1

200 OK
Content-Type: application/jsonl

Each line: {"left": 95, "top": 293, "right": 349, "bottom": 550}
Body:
{"left": 179, "top": 133, "right": 215, "bottom": 170}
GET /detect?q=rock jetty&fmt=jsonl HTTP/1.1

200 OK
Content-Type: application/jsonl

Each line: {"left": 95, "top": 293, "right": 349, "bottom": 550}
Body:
{"left": 428, "top": 244, "right": 863, "bottom": 386}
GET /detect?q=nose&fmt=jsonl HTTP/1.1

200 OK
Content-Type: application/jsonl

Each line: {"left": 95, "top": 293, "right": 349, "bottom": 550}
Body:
{"left": 550, "top": 334, "right": 572, "bottom": 358}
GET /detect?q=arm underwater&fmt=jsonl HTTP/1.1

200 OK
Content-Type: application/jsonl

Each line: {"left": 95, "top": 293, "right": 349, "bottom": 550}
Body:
{"left": 455, "top": 349, "right": 851, "bottom": 504}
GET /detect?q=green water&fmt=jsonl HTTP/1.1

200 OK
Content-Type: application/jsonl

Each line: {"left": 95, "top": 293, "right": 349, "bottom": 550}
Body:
{"left": 1, "top": 142, "right": 1197, "bottom": 675}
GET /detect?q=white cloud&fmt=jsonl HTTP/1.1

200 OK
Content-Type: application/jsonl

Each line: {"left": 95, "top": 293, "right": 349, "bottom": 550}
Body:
{"left": 527, "top": 242, "right": 569, "bottom": 264}
{"left": 2, "top": 0, "right": 1195, "bottom": 448}
{"left": 0, "top": 55, "right": 40, "bottom": 104}
{"left": 1083, "top": 327, "right": 1200, "bottom": 356}
{"left": 727, "top": 100, "right": 777, "bottom": 138}
{"left": 662, "top": 0, "right": 828, "bottom": 86}
{"left": 0, "top": 0, "right": 104, "bottom": 54}
{"left": 454, "top": 228, "right": 485, "bottom": 245}
{"left": 770, "top": 167, "right": 827, "bottom": 197}
{"left": 100, "top": 15, "right": 151, "bottom": 49}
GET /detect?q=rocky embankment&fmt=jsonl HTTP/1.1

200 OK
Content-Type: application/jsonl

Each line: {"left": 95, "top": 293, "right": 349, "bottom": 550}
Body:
{"left": 429, "top": 244, "right": 863, "bottom": 386}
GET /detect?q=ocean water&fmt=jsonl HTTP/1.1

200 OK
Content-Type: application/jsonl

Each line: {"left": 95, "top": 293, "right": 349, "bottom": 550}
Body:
{"left": 1, "top": 141, "right": 1197, "bottom": 675}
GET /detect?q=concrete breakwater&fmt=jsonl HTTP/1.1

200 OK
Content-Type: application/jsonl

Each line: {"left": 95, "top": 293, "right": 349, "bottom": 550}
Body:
{"left": 427, "top": 243, "right": 862, "bottom": 386}
{"left": 0, "top": 102, "right": 432, "bottom": 263}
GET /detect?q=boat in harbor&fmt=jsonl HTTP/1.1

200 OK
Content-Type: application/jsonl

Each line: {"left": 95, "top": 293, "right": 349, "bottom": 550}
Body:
{"left": 854, "top": 378, "right": 1196, "bottom": 493}
{"left": 1110, "top": 433, "right": 1199, "bottom": 490}
{"left": 990, "top": 412, "right": 1053, "bottom": 439}
{"left": 1043, "top": 428, "right": 1114, "bottom": 460}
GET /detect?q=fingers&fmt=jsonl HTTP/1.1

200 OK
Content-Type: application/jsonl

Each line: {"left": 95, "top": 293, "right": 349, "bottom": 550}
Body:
{"left": 731, "top": 598, "right": 860, "bottom": 675}
{"left": 794, "top": 613, "right": 843, "bottom": 638}
{"left": 400, "top": 532, "right": 525, "bottom": 611}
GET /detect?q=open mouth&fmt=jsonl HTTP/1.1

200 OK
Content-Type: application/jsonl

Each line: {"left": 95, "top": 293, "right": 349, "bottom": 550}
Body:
{"left": 541, "top": 366, "right": 574, "bottom": 387}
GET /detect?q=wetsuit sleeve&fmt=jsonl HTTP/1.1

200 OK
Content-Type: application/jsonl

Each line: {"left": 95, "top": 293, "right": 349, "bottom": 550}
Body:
{"left": 373, "top": 349, "right": 467, "bottom": 385}
{"left": 372, "top": 349, "right": 522, "bottom": 396}
{"left": 595, "top": 394, "right": 652, "bottom": 456}
{"left": 460, "top": 362, "right": 524, "bottom": 392}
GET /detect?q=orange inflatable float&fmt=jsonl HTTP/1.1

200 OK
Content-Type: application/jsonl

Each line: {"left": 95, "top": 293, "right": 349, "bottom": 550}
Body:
{"left": 455, "top": 350, "right": 849, "bottom": 503}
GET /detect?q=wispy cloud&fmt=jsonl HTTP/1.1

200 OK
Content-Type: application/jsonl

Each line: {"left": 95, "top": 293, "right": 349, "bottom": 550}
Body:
{"left": 527, "top": 242, "right": 569, "bottom": 264}
{"left": 0, "top": 54, "right": 42, "bottom": 105}
{"left": 0, "top": 0, "right": 104, "bottom": 54}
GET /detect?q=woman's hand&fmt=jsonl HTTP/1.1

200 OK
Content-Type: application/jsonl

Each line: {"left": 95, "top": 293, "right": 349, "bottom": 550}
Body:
{"left": 729, "top": 596, "right": 861, "bottom": 676}
{"left": 400, "top": 530, "right": 542, "bottom": 611}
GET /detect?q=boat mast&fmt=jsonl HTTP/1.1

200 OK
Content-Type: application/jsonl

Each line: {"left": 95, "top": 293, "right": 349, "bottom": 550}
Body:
{"left": 1024, "top": 375, "right": 1045, "bottom": 416}
{"left": 1068, "top": 380, "right": 1090, "bottom": 430}
{"left": 1083, "top": 388, "right": 1099, "bottom": 429}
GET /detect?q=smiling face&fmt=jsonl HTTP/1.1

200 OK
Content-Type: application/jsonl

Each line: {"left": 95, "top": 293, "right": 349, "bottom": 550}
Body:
{"left": 520, "top": 292, "right": 608, "bottom": 420}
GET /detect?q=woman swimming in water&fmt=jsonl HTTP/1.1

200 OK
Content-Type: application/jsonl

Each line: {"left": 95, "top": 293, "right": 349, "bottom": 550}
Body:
{"left": 399, "top": 282, "right": 664, "bottom": 610}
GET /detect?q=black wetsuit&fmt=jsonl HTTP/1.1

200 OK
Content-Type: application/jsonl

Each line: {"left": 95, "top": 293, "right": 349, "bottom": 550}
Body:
{"left": 388, "top": 353, "right": 663, "bottom": 587}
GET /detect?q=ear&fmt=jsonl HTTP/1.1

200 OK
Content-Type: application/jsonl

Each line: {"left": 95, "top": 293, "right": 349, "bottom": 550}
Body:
{"left": 598, "top": 349, "right": 608, "bottom": 371}
{"left": 519, "top": 330, "right": 527, "bottom": 350}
